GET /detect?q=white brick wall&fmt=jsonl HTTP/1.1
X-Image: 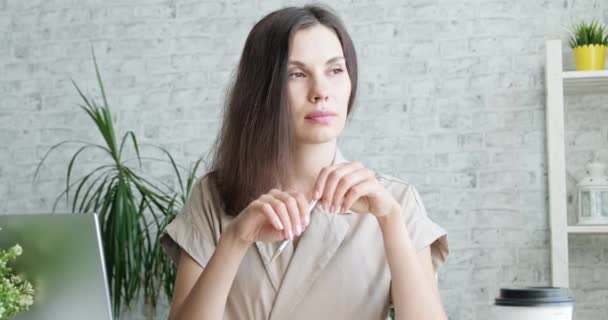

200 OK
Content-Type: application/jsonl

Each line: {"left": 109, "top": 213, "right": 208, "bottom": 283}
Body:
{"left": 1, "top": 1, "right": 608, "bottom": 319}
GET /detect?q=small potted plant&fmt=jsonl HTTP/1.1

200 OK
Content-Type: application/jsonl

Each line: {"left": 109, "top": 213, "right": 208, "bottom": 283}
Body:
{"left": 569, "top": 19, "right": 608, "bottom": 70}
{"left": 0, "top": 244, "right": 35, "bottom": 319}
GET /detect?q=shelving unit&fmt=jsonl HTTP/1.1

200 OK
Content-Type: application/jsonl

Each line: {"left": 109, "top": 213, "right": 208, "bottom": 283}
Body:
{"left": 545, "top": 39, "right": 608, "bottom": 288}
{"left": 563, "top": 70, "right": 608, "bottom": 95}
{"left": 566, "top": 225, "right": 608, "bottom": 234}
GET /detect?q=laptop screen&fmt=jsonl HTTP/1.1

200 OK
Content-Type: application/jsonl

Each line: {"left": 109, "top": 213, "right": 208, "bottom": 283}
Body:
{"left": 0, "top": 213, "right": 113, "bottom": 320}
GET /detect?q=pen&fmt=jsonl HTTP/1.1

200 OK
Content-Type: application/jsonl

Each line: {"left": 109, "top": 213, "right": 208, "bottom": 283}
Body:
{"left": 269, "top": 198, "right": 319, "bottom": 263}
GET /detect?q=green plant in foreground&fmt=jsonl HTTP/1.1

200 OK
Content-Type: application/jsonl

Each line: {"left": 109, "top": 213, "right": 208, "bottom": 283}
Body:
{"left": 34, "top": 49, "right": 202, "bottom": 319}
{"left": 569, "top": 19, "right": 608, "bottom": 48}
{"left": 0, "top": 244, "right": 35, "bottom": 319}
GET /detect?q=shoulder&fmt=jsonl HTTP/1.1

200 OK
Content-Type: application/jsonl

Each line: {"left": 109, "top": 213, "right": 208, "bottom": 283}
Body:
{"left": 189, "top": 172, "right": 223, "bottom": 206}
{"left": 185, "top": 172, "right": 232, "bottom": 227}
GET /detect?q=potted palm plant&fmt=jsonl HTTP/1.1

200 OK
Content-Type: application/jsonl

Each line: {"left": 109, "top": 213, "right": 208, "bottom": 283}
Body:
{"left": 34, "top": 49, "right": 202, "bottom": 319}
{"left": 569, "top": 19, "right": 608, "bottom": 70}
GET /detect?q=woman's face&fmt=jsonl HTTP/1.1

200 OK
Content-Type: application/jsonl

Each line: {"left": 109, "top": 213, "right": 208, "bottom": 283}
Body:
{"left": 286, "top": 24, "right": 352, "bottom": 145}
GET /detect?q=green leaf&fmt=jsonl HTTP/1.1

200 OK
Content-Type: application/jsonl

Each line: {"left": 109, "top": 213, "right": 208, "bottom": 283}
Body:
{"left": 91, "top": 47, "right": 110, "bottom": 120}
{"left": 71, "top": 165, "right": 113, "bottom": 212}
{"left": 34, "top": 140, "right": 86, "bottom": 183}
{"left": 49, "top": 165, "right": 112, "bottom": 212}
{"left": 155, "top": 146, "right": 185, "bottom": 195}
{"left": 71, "top": 79, "right": 92, "bottom": 108}
{"left": 119, "top": 131, "right": 142, "bottom": 167}
{"left": 569, "top": 19, "right": 608, "bottom": 48}
{"left": 75, "top": 168, "right": 114, "bottom": 213}
{"left": 82, "top": 176, "right": 116, "bottom": 214}
{"left": 65, "top": 144, "right": 107, "bottom": 204}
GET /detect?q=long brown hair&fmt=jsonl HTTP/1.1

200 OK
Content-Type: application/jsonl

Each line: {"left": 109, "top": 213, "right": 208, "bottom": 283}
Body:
{"left": 209, "top": 4, "right": 358, "bottom": 216}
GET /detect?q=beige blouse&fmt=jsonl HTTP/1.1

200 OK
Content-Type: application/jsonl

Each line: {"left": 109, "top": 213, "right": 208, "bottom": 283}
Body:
{"left": 160, "top": 149, "right": 448, "bottom": 320}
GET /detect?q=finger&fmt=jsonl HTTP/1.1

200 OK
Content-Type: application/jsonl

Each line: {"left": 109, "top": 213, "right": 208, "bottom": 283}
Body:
{"left": 313, "top": 165, "right": 336, "bottom": 203}
{"left": 260, "top": 194, "right": 288, "bottom": 237}
{"left": 322, "top": 162, "right": 363, "bottom": 213}
{"left": 274, "top": 192, "right": 302, "bottom": 237}
{"left": 342, "top": 180, "right": 377, "bottom": 214}
{"left": 267, "top": 189, "right": 291, "bottom": 239}
{"left": 257, "top": 201, "right": 284, "bottom": 231}
{"left": 271, "top": 198, "right": 293, "bottom": 240}
{"left": 266, "top": 192, "right": 293, "bottom": 240}
{"left": 292, "top": 192, "right": 310, "bottom": 227}
{"left": 333, "top": 168, "right": 374, "bottom": 213}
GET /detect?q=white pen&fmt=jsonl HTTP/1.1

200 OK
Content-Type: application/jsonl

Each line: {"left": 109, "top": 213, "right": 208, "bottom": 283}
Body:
{"left": 269, "top": 198, "right": 319, "bottom": 263}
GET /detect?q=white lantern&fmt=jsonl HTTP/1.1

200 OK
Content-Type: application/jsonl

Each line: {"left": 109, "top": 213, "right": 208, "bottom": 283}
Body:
{"left": 576, "top": 161, "right": 608, "bottom": 225}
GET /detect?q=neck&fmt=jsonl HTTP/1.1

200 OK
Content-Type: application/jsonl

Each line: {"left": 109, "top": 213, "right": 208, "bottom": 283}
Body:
{"left": 285, "top": 140, "right": 337, "bottom": 199}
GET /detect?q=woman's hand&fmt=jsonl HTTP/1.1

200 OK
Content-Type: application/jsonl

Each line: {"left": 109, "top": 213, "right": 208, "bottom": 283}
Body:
{"left": 228, "top": 189, "right": 311, "bottom": 245}
{"left": 313, "top": 161, "right": 400, "bottom": 218}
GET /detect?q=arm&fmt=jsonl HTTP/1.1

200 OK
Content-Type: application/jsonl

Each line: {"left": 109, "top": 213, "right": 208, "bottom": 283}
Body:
{"left": 377, "top": 206, "right": 447, "bottom": 320}
{"left": 313, "top": 161, "right": 447, "bottom": 320}
{"left": 167, "top": 189, "right": 312, "bottom": 320}
{"left": 169, "top": 227, "right": 249, "bottom": 320}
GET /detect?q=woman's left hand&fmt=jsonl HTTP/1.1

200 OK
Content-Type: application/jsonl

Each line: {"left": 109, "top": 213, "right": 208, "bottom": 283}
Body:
{"left": 313, "top": 161, "right": 400, "bottom": 218}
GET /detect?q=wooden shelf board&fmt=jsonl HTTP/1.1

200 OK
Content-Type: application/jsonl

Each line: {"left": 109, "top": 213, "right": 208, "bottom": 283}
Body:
{"left": 567, "top": 225, "right": 608, "bottom": 234}
{"left": 562, "top": 70, "right": 608, "bottom": 95}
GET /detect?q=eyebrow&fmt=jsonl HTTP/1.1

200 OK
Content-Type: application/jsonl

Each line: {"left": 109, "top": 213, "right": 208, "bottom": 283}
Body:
{"left": 288, "top": 56, "right": 345, "bottom": 67}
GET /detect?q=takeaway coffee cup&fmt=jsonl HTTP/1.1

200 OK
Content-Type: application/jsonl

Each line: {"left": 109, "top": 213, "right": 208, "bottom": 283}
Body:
{"left": 493, "top": 287, "right": 574, "bottom": 320}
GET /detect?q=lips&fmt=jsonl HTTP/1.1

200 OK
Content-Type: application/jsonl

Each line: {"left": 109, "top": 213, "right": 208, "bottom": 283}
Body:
{"left": 305, "top": 111, "right": 337, "bottom": 119}
{"left": 304, "top": 110, "right": 336, "bottom": 124}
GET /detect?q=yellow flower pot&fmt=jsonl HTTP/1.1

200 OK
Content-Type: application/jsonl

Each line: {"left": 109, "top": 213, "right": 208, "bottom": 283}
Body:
{"left": 573, "top": 44, "right": 607, "bottom": 70}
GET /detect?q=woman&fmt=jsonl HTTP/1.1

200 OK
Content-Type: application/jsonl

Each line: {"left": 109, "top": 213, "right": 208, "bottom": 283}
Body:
{"left": 161, "top": 4, "right": 449, "bottom": 320}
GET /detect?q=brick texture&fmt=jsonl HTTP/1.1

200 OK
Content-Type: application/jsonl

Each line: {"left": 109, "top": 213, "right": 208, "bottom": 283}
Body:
{"left": 1, "top": 0, "right": 608, "bottom": 319}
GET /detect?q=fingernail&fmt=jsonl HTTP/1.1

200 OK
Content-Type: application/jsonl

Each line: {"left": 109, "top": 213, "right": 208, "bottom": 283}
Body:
{"left": 314, "top": 191, "right": 320, "bottom": 199}
{"left": 305, "top": 215, "right": 310, "bottom": 225}
{"left": 289, "top": 231, "right": 294, "bottom": 240}
{"left": 296, "top": 225, "right": 302, "bottom": 236}
{"left": 339, "top": 207, "right": 344, "bottom": 214}
{"left": 330, "top": 206, "right": 336, "bottom": 213}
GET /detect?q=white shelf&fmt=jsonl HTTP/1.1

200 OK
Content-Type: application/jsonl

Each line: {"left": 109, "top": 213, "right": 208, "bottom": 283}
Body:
{"left": 562, "top": 69, "right": 608, "bottom": 95}
{"left": 545, "top": 40, "right": 608, "bottom": 287}
{"left": 545, "top": 39, "right": 570, "bottom": 287}
{"left": 546, "top": 39, "right": 608, "bottom": 288}
{"left": 567, "top": 225, "right": 608, "bottom": 234}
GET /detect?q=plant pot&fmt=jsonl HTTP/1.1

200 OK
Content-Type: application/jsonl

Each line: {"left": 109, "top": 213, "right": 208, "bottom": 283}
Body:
{"left": 573, "top": 44, "right": 606, "bottom": 70}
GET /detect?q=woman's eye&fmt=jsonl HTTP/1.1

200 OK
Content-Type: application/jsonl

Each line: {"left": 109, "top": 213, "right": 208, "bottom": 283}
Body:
{"left": 331, "top": 68, "right": 344, "bottom": 74}
{"left": 289, "top": 72, "right": 305, "bottom": 78}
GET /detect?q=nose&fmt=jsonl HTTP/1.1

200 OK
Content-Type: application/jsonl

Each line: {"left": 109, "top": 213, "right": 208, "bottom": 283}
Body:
{"left": 309, "top": 76, "right": 329, "bottom": 104}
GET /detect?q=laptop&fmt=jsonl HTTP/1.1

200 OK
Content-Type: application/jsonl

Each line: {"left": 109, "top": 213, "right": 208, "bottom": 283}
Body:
{"left": 0, "top": 213, "right": 113, "bottom": 320}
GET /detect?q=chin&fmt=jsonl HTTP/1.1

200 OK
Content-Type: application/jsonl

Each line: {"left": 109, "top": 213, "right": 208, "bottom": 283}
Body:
{"left": 304, "top": 136, "right": 336, "bottom": 144}
{"left": 296, "top": 128, "right": 341, "bottom": 144}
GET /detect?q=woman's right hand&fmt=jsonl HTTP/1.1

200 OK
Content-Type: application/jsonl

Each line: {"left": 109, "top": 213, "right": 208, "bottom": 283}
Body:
{"left": 229, "top": 189, "right": 313, "bottom": 245}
